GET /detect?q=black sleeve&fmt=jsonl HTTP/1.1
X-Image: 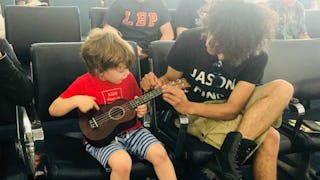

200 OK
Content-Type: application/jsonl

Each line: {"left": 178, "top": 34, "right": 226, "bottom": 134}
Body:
{"left": 0, "top": 38, "right": 33, "bottom": 106}
{"left": 102, "top": 0, "right": 124, "bottom": 28}
{"left": 157, "top": 0, "right": 171, "bottom": 26}
{"left": 167, "top": 29, "right": 200, "bottom": 72}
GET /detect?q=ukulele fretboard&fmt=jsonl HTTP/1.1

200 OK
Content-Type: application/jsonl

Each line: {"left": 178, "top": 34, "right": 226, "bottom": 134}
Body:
{"left": 128, "top": 88, "right": 162, "bottom": 109}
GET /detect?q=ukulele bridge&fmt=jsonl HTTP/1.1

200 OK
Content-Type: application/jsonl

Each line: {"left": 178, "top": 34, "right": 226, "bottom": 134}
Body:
{"left": 89, "top": 117, "right": 99, "bottom": 129}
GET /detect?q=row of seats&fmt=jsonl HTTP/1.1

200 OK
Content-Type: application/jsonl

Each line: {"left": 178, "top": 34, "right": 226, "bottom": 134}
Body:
{"left": 2, "top": 2, "right": 320, "bottom": 39}
{"left": 3, "top": 38, "right": 319, "bottom": 179}
{"left": 3, "top": 5, "right": 320, "bottom": 70}
{"left": 1, "top": 4, "right": 320, "bottom": 180}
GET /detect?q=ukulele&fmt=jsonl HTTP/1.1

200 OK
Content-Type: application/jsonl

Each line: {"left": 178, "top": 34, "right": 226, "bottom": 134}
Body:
{"left": 78, "top": 78, "right": 190, "bottom": 147}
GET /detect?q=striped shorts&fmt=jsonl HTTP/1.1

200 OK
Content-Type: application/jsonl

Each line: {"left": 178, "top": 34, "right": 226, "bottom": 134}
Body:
{"left": 84, "top": 127, "right": 159, "bottom": 172}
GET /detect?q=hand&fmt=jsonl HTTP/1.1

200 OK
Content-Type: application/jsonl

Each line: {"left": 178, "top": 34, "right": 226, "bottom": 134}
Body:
{"left": 162, "top": 85, "right": 191, "bottom": 115}
{"left": 134, "top": 96, "right": 147, "bottom": 118}
{"left": 75, "top": 95, "right": 100, "bottom": 113}
{"left": 137, "top": 46, "right": 148, "bottom": 59}
{"left": 140, "top": 72, "right": 162, "bottom": 92}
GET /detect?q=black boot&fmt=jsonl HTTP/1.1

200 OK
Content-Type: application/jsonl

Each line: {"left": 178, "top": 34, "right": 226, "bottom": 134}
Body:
{"left": 237, "top": 139, "right": 257, "bottom": 165}
{"left": 218, "top": 131, "right": 243, "bottom": 180}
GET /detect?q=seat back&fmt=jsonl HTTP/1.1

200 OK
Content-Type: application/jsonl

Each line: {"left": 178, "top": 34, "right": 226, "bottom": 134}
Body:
{"left": 305, "top": 10, "right": 320, "bottom": 38}
{"left": 149, "top": 40, "right": 175, "bottom": 77}
{"left": 31, "top": 42, "right": 86, "bottom": 122}
{"left": 89, "top": 7, "right": 107, "bottom": 29}
{"left": 29, "top": 41, "right": 152, "bottom": 180}
{"left": 31, "top": 41, "right": 140, "bottom": 123}
{"left": 163, "top": 0, "right": 179, "bottom": 9}
{"left": 262, "top": 39, "right": 320, "bottom": 100}
{"left": 4, "top": 6, "right": 81, "bottom": 66}
{"left": 50, "top": 0, "right": 101, "bottom": 38}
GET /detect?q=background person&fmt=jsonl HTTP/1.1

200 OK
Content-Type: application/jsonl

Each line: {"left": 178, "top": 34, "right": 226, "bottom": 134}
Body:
{"left": 268, "top": 0, "right": 310, "bottom": 39}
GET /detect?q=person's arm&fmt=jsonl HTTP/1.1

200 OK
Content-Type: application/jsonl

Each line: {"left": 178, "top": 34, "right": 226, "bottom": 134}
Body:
{"left": 159, "top": 22, "right": 174, "bottom": 40}
{"left": 162, "top": 80, "right": 256, "bottom": 120}
{"left": 103, "top": 24, "right": 120, "bottom": 35}
{"left": 49, "top": 95, "right": 99, "bottom": 117}
{"left": 298, "top": 32, "right": 310, "bottom": 39}
{"left": 310, "top": 0, "right": 319, "bottom": 9}
{"left": 0, "top": 52, "right": 33, "bottom": 105}
{"left": 16, "top": 0, "right": 26, "bottom": 5}
{"left": 298, "top": 3, "right": 310, "bottom": 39}
{"left": 176, "top": 27, "right": 188, "bottom": 37}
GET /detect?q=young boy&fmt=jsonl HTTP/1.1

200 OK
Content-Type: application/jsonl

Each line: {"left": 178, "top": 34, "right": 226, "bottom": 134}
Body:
{"left": 48, "top": 29, "right": 176, "bottom": 180}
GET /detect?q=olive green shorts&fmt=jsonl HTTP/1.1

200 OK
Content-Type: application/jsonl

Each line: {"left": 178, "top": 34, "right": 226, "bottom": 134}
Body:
{"left": 176, "top": 85, "right": 282, "bottom": 155}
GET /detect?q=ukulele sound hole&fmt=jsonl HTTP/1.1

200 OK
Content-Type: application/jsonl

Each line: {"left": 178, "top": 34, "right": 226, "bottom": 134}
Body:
{"left": 109, "top": 106, "right": 125, "bottom": 120}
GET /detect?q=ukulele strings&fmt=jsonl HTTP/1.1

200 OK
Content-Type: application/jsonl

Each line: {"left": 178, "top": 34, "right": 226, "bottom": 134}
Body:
{"left": 93, "top": 89, "right": 161, "bottom": 125}
{"left": 93, "top": 102, "right": 131, "bottom": 125}
{"left": 92, "top": 80, "right": 183, "bottom": 125}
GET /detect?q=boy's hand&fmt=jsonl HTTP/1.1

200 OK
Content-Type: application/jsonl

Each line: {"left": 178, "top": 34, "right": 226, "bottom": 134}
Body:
{"left": 140, "top": 72, "right": 162, "bottom": 92}
{"left": 76, "top": 95, "right": 100, "bottom": 113}
{"left": 134, "top": 96, "right": 147, "bottom": 118}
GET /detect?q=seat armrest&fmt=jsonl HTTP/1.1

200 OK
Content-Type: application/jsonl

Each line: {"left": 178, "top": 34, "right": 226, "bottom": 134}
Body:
{"left": 142, "top": 102, "right": 153, "bottom": 128}
{"left": 286, "top": 98, "right": 306, "bottom": 141}
{"left": 174, "top": 114, "right": 189, "bottom": 159}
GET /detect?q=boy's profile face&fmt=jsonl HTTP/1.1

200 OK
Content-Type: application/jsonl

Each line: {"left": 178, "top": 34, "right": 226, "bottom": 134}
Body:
{"left": 98, "top": 63, "right": 130, "bottom": 84}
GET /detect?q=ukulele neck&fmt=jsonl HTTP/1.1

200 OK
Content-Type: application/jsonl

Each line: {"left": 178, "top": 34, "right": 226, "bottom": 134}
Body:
{"left": 128, "top": 88, "right": 162, "bottom": 109}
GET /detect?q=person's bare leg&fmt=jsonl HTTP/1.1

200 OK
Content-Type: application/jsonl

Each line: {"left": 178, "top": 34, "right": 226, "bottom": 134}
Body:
{"left": 238, "top": 79, "right": 293, "bottom": 139}
{"left": 253, "top": 128, "right": 280, "bottom": 180}
{"left": 146, "top": 143, "right": 177, "bottom": 180}
{"left": 108, "top": 150, "right": 132, "bottom": 180}
{"left": 234, "top": 80, "right": 291, "bottom": 179}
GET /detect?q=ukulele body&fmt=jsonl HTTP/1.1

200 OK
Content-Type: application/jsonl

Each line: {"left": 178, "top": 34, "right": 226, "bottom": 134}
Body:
{"left": 78, "top": 98, "right": 137, "bottom": 147}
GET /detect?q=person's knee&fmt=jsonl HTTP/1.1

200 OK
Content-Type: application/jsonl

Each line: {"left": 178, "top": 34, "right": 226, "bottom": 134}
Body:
{"left": 267, "top": 80, "right": 294, "bottom": 99}
{"left": 147, "top": 143, "right": 170, "bottom": 165}
{"left": 262, "top": 128, "right": 280, "bottom": 154}
{"left": 109, "top": 151, "right": 132, "bottom": 174}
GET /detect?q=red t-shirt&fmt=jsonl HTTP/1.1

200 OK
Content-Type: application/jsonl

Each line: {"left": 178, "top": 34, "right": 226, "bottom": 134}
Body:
{"left": 60, "top": 72, "right": 142, "bottom": 132}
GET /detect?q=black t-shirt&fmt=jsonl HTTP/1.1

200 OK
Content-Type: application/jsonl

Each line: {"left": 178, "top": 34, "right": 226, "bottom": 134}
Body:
{"left": 175, "top": 0, "right": 206, "bottom": 29}
{"left": 103, "top": 0, "right": 170, "bottom": 49}
{"left": 167, "top": 28, "right": 268, "bottom": 102}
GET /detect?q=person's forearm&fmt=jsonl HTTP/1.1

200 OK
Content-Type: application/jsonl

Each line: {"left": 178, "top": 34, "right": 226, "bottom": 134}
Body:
{"left": 160, "top": 33, "right": 174, "bottom": 40}
{"left": 299, "top": 32, "right": 310, "bottom": 39}
{"left": 176, "top": 27, "right": 188, "bottom": 37}
{"left": 160, "top": 22, "right": 174, "bottom": 40}
{"left": 103, "top": 24, "right": 121, "bottom": 36}
{"left": 49, "top": 96, "right": 79, "bottom": 117}
{"left": 185, "top": 101, "right": 240, "bottom": 120}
